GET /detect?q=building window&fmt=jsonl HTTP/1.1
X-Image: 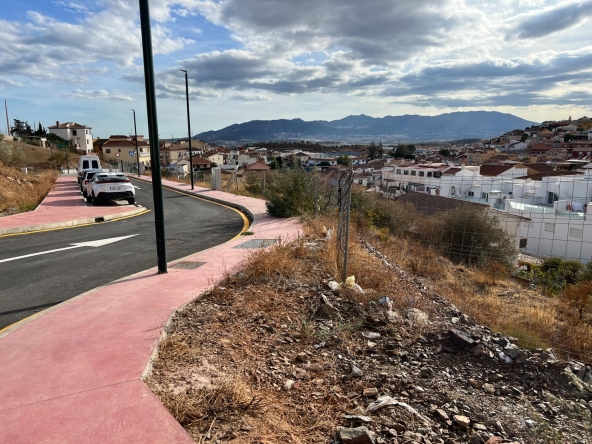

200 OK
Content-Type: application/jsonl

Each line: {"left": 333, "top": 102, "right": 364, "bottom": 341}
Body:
{"left": 569, "top": 228, "right": 583, "bottom": 238}
{"left": 545, "top": 223, "right": 555, "bottom": 233}
{"left": 396, "top": 169, "right": 401, "bottom": 174}
{"left": 481, "top": 192, "right": 488, "bottom": 200}
{"left": 86, "top": 139, "right": 89, "bottom": 144}
{"left": 419, "top": 171, "right": 424, "bottom": 177}
{"left": 118, "top": 148, "right": 121, "bottom": 152}
{"left": 468, "top": 191, "right": 474, "bottom": 197}
{"left": 411, "top": 170, "right": 416, "bottom": 176}
{"left": 403, "top": 170, "right": 409, "bottom": 175}
{"left": 86, "top": 129, "right": 89, "bottom": 134}
{"left": 105, "top": 149, "right": 111, "bottom": 154}
{"left": 427, "top": 172, "right": 432, "bottom": 177}
{"left": 451, "top": 186, "right": 456, "bottom": 195}
{"left": 72, "top": 130, "right": 77, "bottom": 136}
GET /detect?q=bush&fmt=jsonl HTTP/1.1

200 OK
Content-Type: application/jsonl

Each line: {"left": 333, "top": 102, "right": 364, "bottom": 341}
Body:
{"left": 417, "top": 203, "right": 517, "bottom": 267}
{"left": 0, "top": 141, "right": 26, "bottom": 167}
{"left": 243, "top": 172, "right": 263, "bottom": 197}
{"left": 265, "top": 166, "right": 316, "bottom": 217}
{"left": 563, "top": 281, "right": 592, "bottom": 322}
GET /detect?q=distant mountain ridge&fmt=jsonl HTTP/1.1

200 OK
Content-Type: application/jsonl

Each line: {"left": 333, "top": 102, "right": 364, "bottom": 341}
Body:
{"left": 195, "top": 111, "right": 537, "bottom": 144}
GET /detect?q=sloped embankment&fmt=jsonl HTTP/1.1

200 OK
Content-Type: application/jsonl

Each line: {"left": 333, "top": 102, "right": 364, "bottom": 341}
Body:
{"left": 146, "top": 231, "right": 592, "bottom": 443}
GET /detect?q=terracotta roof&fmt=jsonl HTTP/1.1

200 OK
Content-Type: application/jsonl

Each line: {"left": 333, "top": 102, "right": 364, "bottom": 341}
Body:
{"left": 479, "top": 164, "right": 514, "bottom": 176}
{"left": 47, "top": 121, "right": 91, "bottom": 129}
{"left": 523, "top": 162, "right": 554, "bottom": 173}
{"left": 245, "top": 162, "right": 270, "bottom": 171}
{"left": 191, "top": 157, "right": 211, "bottom": 165}
{"left": 394, "top": 192, "right": 485, "bottom": 216}
{"left": 515, "top": 171, "right": 583, "bottom": 180}
{"left": 442, "top": 168, "right": 461, "bottom": 175}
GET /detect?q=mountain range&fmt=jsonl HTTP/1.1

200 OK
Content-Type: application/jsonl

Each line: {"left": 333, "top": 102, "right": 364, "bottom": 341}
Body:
{"left": 194, "top": 111, "right": 537, "bottom": 144}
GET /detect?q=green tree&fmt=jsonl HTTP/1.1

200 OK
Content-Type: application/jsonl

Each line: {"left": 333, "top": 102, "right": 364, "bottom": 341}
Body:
{"left": 11, "top": 119, "right": 32, "bottom": 138}
{"left": 394, "top": 144, "right": 416, "bottom": 159}
{"left": 265, "top": 165, "right": 316, "bottom": 217}
{"left": 337, "top": 155, "right": 351, "bottom": 165}
{"left": 438, "top": 149, "right": 451, "bottom": 156}
{"left": 367, "top": 141, "right": 383, "bottom": 160}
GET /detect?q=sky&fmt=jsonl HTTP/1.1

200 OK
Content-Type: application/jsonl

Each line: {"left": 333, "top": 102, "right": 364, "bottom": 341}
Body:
{"left": 1, "top": 0, "right": 592, "bottom": 138}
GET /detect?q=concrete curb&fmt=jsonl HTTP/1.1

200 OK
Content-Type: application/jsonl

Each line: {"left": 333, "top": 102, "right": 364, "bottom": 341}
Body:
{"left": 0, "top": 206, "right": 148, "bottom": 236}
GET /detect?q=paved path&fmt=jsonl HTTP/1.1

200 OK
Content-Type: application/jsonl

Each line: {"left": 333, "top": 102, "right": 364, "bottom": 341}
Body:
{"left": 0, "top": 175, "right": 302, "bottom": 443}
{"left": 0, "top": 176, "right": 147, "bottom": 235}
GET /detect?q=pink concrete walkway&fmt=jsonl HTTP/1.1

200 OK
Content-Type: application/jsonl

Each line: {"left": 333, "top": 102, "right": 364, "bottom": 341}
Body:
{"left": 0, "top": 176, "right": 302, "bottom": 443}
{"left": 0, "top": 175, "right": 147, "bottom": 235}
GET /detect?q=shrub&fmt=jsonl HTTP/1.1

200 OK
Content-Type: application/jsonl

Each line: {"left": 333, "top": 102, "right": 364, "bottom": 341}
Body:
{"left": 0, "top": 141, "right": 26, "bottom": 167}
{"left": 243, "top": 172, "right": 263, "bottom": 197}
{"left": 265, "top": 167, "right": 334, "bottom": 218}
{"left": 562, "top": 281, "right": 592, "bottom": 322}
{"left": 417, "top": 203, "right": 517, "bottom": 267}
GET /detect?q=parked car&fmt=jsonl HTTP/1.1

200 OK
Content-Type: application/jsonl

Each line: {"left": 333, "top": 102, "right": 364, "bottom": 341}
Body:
{"left": 79, "top": 169, "right": 103, "bottom": 194}
{"left": 76, "top": 155, "right": 101, "bottom": 183}
{"left": 85, "top": 173, "right": 135, "bottom": 206}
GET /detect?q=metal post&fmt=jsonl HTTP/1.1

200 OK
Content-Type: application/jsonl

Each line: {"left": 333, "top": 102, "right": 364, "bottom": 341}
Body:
{"left": 139, "top": 0, "right": 167, "bottom": 274}
{"left": 50, "top": 144, "right": 55, "bottom": 170}
{"left": 4, "top": 100, "right": 9, "bottom": 136}
{"left": 180, "top": 69, "right": 194, "bottom": 190}
{"left": 65, "top": 147, "right": 69, "bottom": 173}
{"left": 131, "top": 109, "right": 140, "bottom": 177}
{"left": 342, "top": 162, "right": 352, "bottom": 283}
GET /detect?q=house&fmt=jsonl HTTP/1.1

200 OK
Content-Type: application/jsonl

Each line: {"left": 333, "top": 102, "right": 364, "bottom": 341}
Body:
{"left": 101, "top": 135, "right": 150, "bottom": 165}
{"left": 48, "top": 121, "right": 94, "bottom": 154}
{"left": 207, "top": 153, "right": 225, "bottom": 166}
{"left": 245, "top": 162, "right": 271, "bottom": 173}
{"left": 177, "top": 157, "right": 211, "bottom": 171}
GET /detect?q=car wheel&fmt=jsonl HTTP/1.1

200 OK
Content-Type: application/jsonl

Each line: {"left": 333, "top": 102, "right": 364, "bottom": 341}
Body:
{"left": 127, "top": 198, "right": 135, "bottom": 205}
{"left": 93, "top": 198, "right": 100, "bottom": 206}
{"left": 86, "top": 193, "right": 93, "bottom": 203}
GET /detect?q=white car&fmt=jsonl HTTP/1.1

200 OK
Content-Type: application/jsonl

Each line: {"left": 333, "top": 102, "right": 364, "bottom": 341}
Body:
{"left": 85, "top": 173, "right": 135, "bottom": 206}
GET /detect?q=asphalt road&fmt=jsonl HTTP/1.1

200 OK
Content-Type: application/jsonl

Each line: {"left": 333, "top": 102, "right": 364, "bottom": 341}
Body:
{"left": 0, "top": 178, "right": 246, "bottom": 330}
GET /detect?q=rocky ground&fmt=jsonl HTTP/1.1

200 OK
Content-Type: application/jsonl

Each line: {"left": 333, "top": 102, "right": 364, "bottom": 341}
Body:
{"left": 147, "top": 234, "right": 592, "bottom": 443}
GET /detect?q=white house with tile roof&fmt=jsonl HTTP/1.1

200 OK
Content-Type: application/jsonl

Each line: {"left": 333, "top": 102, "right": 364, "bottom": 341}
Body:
{"left": 47, "top": 121, "right": 94, "bottom": 154}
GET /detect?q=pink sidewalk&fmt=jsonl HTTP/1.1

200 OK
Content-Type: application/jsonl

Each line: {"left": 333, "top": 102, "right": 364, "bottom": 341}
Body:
{"left": 0, "top": 175, "right": 147, "bottom": 235}
{"left": 0, "top": 176, "right": 302, "bottom": 443}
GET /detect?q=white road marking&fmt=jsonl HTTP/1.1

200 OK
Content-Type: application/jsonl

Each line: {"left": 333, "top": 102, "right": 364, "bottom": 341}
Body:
{"left": 0, "top": 235, "right": 138, "bottom": 264}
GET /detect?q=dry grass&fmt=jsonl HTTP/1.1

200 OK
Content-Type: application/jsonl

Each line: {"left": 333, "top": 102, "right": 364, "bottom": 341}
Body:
{"left": 0, "top": 162, "right": 59, "bottom": 214}
{"left": 372, "top": 231, "right": 592, "bottom": 362}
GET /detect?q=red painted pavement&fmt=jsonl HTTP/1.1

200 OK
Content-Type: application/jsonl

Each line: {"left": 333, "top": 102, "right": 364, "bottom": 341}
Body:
{"left": 0, "top": 175, "right": 302, "bottom": 443}
{"left": 0, "top": 175, "right": 144, "bottom": 232}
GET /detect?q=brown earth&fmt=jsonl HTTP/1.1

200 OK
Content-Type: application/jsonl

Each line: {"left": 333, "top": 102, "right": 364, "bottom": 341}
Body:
{"left": 146, "top": 226, "right": 592, "bottom": 444}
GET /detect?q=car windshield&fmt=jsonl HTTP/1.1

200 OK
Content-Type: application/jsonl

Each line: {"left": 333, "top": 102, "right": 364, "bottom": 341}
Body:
{"left": 86, "top": 172, "right": 98, "bottom": 180}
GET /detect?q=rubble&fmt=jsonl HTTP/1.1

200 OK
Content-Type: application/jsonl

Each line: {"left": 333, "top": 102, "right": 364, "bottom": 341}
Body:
{"left": 148, "top": 237, "right": 592, "bottom": 443}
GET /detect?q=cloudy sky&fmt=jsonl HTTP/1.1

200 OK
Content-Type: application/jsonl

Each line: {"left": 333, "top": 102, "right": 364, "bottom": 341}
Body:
{"left": 1, "top": 0, "right": 592, "bottom": 138}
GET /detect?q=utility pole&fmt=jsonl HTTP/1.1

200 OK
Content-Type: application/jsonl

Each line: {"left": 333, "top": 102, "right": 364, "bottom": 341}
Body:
{"left": 5, "top": 100, "right": 10, "bottom": 136}
{"left": 180, "top": 69, "right": 194, "bottom": 190}
{"left": 139, "top": 0, "right": 167, "bottom": 274}
{"left": 131, "top": 109, "right": 140, "bottom": 177}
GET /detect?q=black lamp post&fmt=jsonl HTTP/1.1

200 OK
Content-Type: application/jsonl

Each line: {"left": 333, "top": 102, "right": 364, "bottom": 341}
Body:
{"left": 180, "top": 69, "right": 194, "bottom": 190}
{"left": 131, "top": 109, "right": 140, "bottom": 177}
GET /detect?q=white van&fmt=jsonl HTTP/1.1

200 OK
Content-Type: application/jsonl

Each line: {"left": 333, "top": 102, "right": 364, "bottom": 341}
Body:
{"left": 77, "top": 155, "right": 101, "bottom": 183}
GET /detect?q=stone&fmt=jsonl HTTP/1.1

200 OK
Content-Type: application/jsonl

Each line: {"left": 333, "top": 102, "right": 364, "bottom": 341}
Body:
{"left": 366, "top": 396, "right": 398, "bottom": 412}
{"left": 344, "top": 415, "right": 373, "bottom": 423}
{"left": 316, "top": 294, "right": 340, "bottom": 319}
{"left": 449, "top": 329, "right": 475, "bottom": 348}
{"left": 283, "top": 379, "right": 295, "bottom": 391}
{"left": 473, "top": 423, "right": 487, "bottom": 431}
{"left": 404, "top": 308, "right": 429, "bottom": 326}
{"left": 363, "top": 388, "right": 379, "bottom": 397}
{"left": 337, "top": 426, "right": 376, "bottom": 444}
{"left": 504, "top": 348, "right": 527, "bottom": 363}
{"left": 453, "top": 415, "right": 471, "bottom": 428}
{"left": 485, "top": 437, "right": 503, "bottom": 444}
{"left": 483, "top": 383, "right": 495, "bottom": 394}
{"left": 435, "top": 409, "right": 449, "bottom": 421}
{"left": 362, "top": 331, "right": 381, "bottom": 339}
{"left": 352, "top": 365, "right": 363, "bottom": 378}
{"left": 295, "top": 352, "right": 308, "bottom": 363}
{"left": 385, "top": 310, "right": 401, "bottom": 324}
{"left": 468, "top": 379, "right": 482, "bottom": 389}
{"left": 328, "top": 281, "right": 340, "bottom": 291}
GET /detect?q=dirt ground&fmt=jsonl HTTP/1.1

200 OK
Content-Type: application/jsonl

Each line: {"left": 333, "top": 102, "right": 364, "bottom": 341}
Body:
{"left": 146, "top": 231, "right": 592, "bottom": 444}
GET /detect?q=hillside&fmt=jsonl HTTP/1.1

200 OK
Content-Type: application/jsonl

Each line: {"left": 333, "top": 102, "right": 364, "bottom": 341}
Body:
{"left": 195, "top": 111, "right": 537, "bottom": 144}
{"left": 147, "top": 227, "right": 592, "bottom": 443}
{"left": 1, "top": 139, "right": 80, "bottom": 171}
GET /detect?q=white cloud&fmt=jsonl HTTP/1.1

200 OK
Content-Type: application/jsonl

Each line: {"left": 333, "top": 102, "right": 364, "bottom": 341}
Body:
{"left": 63, "top": 89, "right": 133, "bottom": 101}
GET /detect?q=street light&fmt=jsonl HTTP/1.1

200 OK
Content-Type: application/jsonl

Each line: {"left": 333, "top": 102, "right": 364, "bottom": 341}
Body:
{"left": 131, "top": 109, "right": 140, "bottom": 177}
{"left": 180, "top": 69, "right": 194, "bottom": 190}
